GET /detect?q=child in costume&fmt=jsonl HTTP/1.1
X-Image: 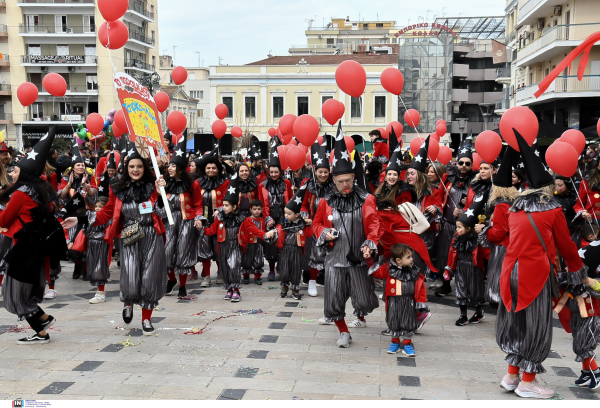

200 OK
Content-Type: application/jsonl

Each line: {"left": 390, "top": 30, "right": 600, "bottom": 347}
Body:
{"left": 86, "top": 196, "right": 113, "bottom": 304}
{"left": 240, "top": 199, "right": 268, "bottom": 285}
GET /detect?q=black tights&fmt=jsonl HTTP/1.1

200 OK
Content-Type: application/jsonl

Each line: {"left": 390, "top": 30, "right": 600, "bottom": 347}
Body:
{"left": 460, "top": 305, "right": 482, "bottom": 316}
{"left": 25, "top": 308, "right": 46, "bottom": 333}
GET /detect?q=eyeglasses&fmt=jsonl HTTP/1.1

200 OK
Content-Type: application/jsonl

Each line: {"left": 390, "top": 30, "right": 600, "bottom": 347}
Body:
{"left": 458, "top": 161, "right": 472, "bottom": 167}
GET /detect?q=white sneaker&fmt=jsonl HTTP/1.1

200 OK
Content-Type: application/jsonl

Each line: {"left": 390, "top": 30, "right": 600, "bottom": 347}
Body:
{"left": 89, "top": 291, "right": 106, "bottom": 304}
{"left": 318, "top": 317, "right": 333, "bottom": 325}
{"left": 308, "top": 280, "right": 317, "bottom": 297}
{"left": 43, "top": 289, "right": 56, "bottom": 299}
{"left": 200, "top": 276, "right": 211, "bottom": 287}
{"left": 378, "top": 293, "right": 383, "bottom": 300}
{"left": 348, "top": 318, "right": 367, "bottom": 328}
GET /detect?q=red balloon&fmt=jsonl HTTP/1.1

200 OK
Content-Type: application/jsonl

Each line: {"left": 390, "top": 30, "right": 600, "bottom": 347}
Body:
{"left": 275, "top": 126, "right": 280, "bottom": 137}
{"left": 299, "top": 144, "right": 309, "bottom": 154}
{"left": 473, "top": 153, "right": 482, "bottom": 171}
{"left": 114, "top": 109, "right": 127, "bottom": 133}
{"left": 286, "top": 146, "right": 306, "bottom": 171}
{"left": 377, "top": 127, "right": 389, "bottom": 140}
{"left": 438, "top": 146, "right": 452, "bottom": 165}
{"left": 215, "top": 104, "right": 228, "bottom": 120}
{"left": 387, "top": 121, "right": 404, "bottom": 141}
{"left": 86, "top": 113, "right": 105, "bottom": 136}
{"left": 380, "top": 67, "right": 404, "bottom": 95}
{"left": 306, "top": 151, "right": 312, "bottom": 165}
{"left": 546, "top": 141, "right": 578, "bottom": 177}
{"left": 428, "top": 139, "right": 440, "bottom": 162}
{"left": 317, "top": 135, "right": 323, "bottom": 146}
{"left": 42, "top": 73, "right": 67, "bottom": 97}
{"left": 172, "top": 66, "right": 188, "bottom": 85}
{"left": 338, "top": 101, "right": 345, "bottom": 117}
{"left": 231, "top": 126, "right": 243, "bottom": 138}
{"left": 281, "top": 133, "right": 293, "bottom": 145}
{"left": 154, "top": 92, "right": 170, "bottom": 113}
{"left": 499, "top": 106, "right": 539, "bottom": 151}
{"left": 268, "top": 128, "right": 276, "bottom": 137}
{"left": 98, "top": 20, "right": 128, "bottom": 50}
{"left": 293, "top": 114, "right": 320, "bottom": 146}
{"left": 98, "top": 0, "right": 128, "bottom": 21}
{"left": 560, "top": 129, "right": 586, "bottom": 155}
{"left": 335, "top": 60, "right": 366, "bottom": 98}
{"left": 289, "top": 138, "right": 298, "bottom": 146}
{"left": 430, "top": 132, "right": 440, "bottom": 142}
{"left": 598, "top": 118, "right": 600, "bottom": 138}
{"left": 279, "top": 114, "right": 297, "bottom": 135}
{"left": 436, "top": 119, "right": 446, "bottom": 127}
{"left": 344, "top": 136, "right": 355, "bottom": 153}
{"left": 329, "top": 149, "right": 335, "bottom": 164}
{"left": 404, "top": 109, "right": 420, "bottom": 128}
{"left": 436, "top": 123, "right": 447, "bottom": 137}
{"left": 475, "top": 130, "right": 503, "bottom": 164}
{"left": 211, "top": 120, "right": 227, "bottom": 139}
{"left": 322, "top": 98, "right": 343, "bottom": 126}
{"left": 277, "top": 145, "right": 289, "bottom": 170}
{"left": 113, "top": 122, "right": 124, "bottom": 138}
{"left": 17, "top": 82, "right": 38, "bottom": 107}
{"left": 168, "top": 111, "right": 187, "bottom": 135}
{"left": 409, "top": 137, "right": 426, "bottom": 156}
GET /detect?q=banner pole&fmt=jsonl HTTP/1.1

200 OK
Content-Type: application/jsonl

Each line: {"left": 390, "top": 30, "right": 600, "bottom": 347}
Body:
{"left": 148, "top": 146, "right": 174, "bottom": 225}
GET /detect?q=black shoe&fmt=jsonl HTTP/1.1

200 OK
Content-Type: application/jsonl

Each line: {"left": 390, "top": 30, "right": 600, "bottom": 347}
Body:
{"left": 435, "top": 287, "right": 452, "bottom": 297}
{"left": 165, "top": 280, "right": 177, "bottom": 296}
{"left": 280, "top": 287, "right": 288, "bottom": 298}
{"left": 122, "top": 305, "right": 133, "bottom": 325}
{"left": 17, "top": 332, "right": 50, "bottom": 345}
{"left": 142, "top": 319, "right": 155, "bottom": 336}
{"left": 589, "top": 370, "right": 600, "bottom": 390}
{"left": 40, "top": 315, "right": 56, "bottom": 329}
{"left": 177, "top": 287, "right": 187, "bottom": 299}
{"left": 381, "top": 329, "right": 391, "bottom": 336}
{"left": 72, "top": 264, "right": 82, "bottom": 279}
{"left": 302, "top": 270, "right": 310, "bottom": 284}
{"left": 468, "top": 313, "right": 485, "bottom": 324}
{"left": 254, "top": 278, "right": 262, "bottom": 285}
{"left": 292, "top": 290, "right": 303, "bottom": 300}
{"left": 242, "top": 277, "right": 250, "bottom": 284}
{"left": 576, "top": 370, "right": 593, "bottom": 387}
{"left": 82, "top": 271, "right": 89, "bottom": 281}
{"left": 315, "top": 271, "right": 325, "bottom": 286}
{"left": 455, "top": 315, "right": 469, "bottom": 326}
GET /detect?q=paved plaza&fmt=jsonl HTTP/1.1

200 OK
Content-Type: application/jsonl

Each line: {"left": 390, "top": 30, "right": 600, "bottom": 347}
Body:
{"left": 0, "top": 261, "right": 596, "bottom": 400}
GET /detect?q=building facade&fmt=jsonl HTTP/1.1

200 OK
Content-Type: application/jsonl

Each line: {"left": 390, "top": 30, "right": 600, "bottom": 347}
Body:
{"left": 6, "top": 0, "right": 159, "bottom": 148}
{"left": 209, "top": 54, "right": 399, "bottom": 143}
{"left": 158, "top": 85, "right": 198, "bottom": 133}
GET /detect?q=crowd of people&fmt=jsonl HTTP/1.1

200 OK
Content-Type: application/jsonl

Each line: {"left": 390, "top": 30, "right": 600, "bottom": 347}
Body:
{"left": 1, "top": 124, "right": 600, "bottom": 399}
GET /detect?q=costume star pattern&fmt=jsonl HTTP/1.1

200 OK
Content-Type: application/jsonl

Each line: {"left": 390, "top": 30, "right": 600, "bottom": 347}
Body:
{"left": 414, "top": 155, "right": 423, "bottom": 163}
{"left": 73, "top": 198, "right": 80, "bottom": 206}
{"left": 294, "top": 196, "right": 302, "bottom": 205}
{"left": 228, "top": 186, "right": 236, "bottom": 194}
{"left": 465, "top": 209, "right": 474, "bottom": 217}
{"left": 175, "top": 149, "right": 184, "bottom": 157}
{"left": 27, "top": 150, "right": 38, "bottom": 160}
{"left": 341, "top": 151, "right": 349, "bottom": 161}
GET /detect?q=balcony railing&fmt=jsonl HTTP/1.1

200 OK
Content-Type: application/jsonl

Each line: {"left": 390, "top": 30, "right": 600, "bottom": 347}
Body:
{"left": 19, "top": 24, "right": 95, "bottom": 34}
{"left": 306, "top": 25, "right": 401, "bottom": 31}
{"left": 495, "top": 98, "right": 509, "bottom": 110}
{"left": 517, "top": 23, "right": 600, "bottom": 62}
{"left": 21, "top": 55, "right": 97, "bottom": 64}
{"left": 496, "top": 66, "right": 510, "bottom": 78}
{"left": 519, "top": 0, "right": 545, "bottom": 18}
{"left": 128, "top": 1, "right": 153, "bottom": 19}
{"left": 17, "top": 0, "right": 94, "bottom": 3}
{"left": 0, "top": 113, "right": 12, "bottom": 122}
{"left": 507, "top": 29, "right": 517, "bottom": 44}
{"left": 290, "top": 44, "right": 337, "bottom": 49}
{"left": 124, "top": 59, "right": 155, "bottom": 72}
{"left": 555, "top": 75, "right": 600, "bottom": 93}
{"left": 128, "top": 31, "right": 154, "bottom": 46}
{"left": 0, "top": 84, "right": 10, "bottom": 92}
{"left": 23, "top": 113, "right": 85, "bottom": 122}
{"left": 31, "top": 83, "right": 98, "bottom": 93}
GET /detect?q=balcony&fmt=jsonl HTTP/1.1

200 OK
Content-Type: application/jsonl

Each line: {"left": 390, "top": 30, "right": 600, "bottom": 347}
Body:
{"left": 0, "top": 84, "right": 10, "bottom": 95}
{"left": 128, "top": 31, "right": 155, "bottom": 47}
{"left": 22, "top": 113, "right": 85, "bottom": 124}
{"left": 518, "top": 0, "right": 564, "bottom": 27}
{"left": 124, "top": 59, "right": 155, "bottom": 73}
{"left": 496, "top": 66, "right": 511, "bottom": 85}
{"left": 451, "top": 88, "right": 469, "bottom": 102}
{"left": 19, "top": 24, "right": 95, "bottom": 36}
{"left": 21, "top": 55, "right": 97, "bottom": 65}
{"left": 0, "top": 113, "right": 12, "bottom": 124}
{"left": 289, "top": 44, "right": 338, "bottom": 54}
{"left": 0, "top": 54, "right": 9, "bottom": 66}
{"left": 0, "top": 25, "right": 6, "bottom": 37}
{"left": 126, "top": 0, "right": 154, "bottom": 21}
{"left": 516, "top": 23, "right": 600, "bottom": 66}
{"left": 31, "top": 83, "right": 98, "bottom": 97}
{"left": 453, "top": 63, "right": 469, "bottom": 77}
{"left": 515, "top": 76, "right": 600, "bottom": 106}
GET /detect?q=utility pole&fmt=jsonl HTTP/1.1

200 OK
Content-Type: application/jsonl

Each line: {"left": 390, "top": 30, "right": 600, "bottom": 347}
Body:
{"left": 195, "top": 51, "right": 201, "bottom": 67}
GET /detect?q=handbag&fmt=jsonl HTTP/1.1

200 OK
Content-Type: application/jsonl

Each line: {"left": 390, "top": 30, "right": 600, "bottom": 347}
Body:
{"left": 121, "top": 218, "right": 145, "bottom": 246}
{"left": 525, "top": 212, "right": 561, "bottom": 299}
{"left": 398, "top": 202, "right": 430, "bottom": 234}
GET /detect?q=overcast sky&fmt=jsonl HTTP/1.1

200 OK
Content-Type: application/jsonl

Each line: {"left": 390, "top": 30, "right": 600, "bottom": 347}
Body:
{"left": 157, "top": 0, "right": 505, "bottom": 67}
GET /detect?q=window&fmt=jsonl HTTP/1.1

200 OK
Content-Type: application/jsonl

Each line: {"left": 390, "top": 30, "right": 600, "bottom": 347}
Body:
{"left": 57, "top": 45, "right": 69, "bottom": 55}
{"left": 273, "top": 96, "right": 283, "bottom": 118}
{"left": 326, "top": 38, "right": 334, "bottom": 45}
{"left": 83, "top": 15, "right": 95, "bottom": 33}
{"left": 84, "top": 45, "right": 96, "bottom": 63}
{"left": 28, "top": 44, "right": 41, "bottom": 56}
{"left": 351, "top": 97, "right": 361, "bottom": 118}
{"left": 55, "top": 15, "right": 67, "bottom": 33}
{"left": 245, "top": 96, "right": 256, "bottom": 118}
{"left": 363, "top": 23, "right": 368, "bottom": 28}
{"left": 545, "top": 68, "right": 549, "bottom": 77}
{"left": 86, "top": 75, "right": 98, "bottom": 91}
{"left": 297, "top": 96, "right": 308, "bottom": 116}
{"left": 198, "top": 109, "right": 203, "bottom": 117}
{"left": 322, "top": 95, "right": 333, "bottom": 104}
{"left": 222, "top": 96, "right": 233, "bottom": 118}
{"left": 29, "top": 73, "right": 42, "bottom": 89}
{"left": 31, "top": 102, "right": 43, "bottom": 119}
{"left": 374, "top": 96, "right": 386, "bottom": 118}
{"left": 152, "top": 56, "right": 156, "bottom": 69}
{"left": 376, "top": 23, "right": 383, "bottom": 28}
{"left": 25, "top": 15, "right": 39, "bottom": 33}
{"left": 151, "top": 30, "right": 155, "bottom": 41}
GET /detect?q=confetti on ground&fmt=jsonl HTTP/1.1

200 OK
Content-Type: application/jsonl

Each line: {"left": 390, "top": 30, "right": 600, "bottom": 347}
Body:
{"left": 191, "top": 311, "right": 207, "bottom": 317}
{"left": 182, "top": 294, "right": 198, "bottom": 301}
{"left": 184, "top": 325, "right": 210, "bottom": 335}
{"left": 297, "top": 304, "right": 307, "bottom": 308}
{"left": 117, "top": 336, "right": 143, "bottom": 347}
{"left": 5, "top": 325, "right": 29, "bottom": 333}
{"left": 302, "top": 317, "right": 313, "bottom": 323}
{"left": 265, "top": 286, "right": 280, "bottom": 290}
{"left": 234, "top": 309, "right": 264, "bottom": 315}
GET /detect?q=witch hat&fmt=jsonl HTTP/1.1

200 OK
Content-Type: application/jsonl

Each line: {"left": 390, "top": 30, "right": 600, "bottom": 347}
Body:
{"left": 269, "top": 139, "right": 281, "bottom": 169}
{"left": 71, "top": 141, "right": 84, "bottom": 165}
{"left": 457, "top": 130, "right": 473, "bottom": 161}
{"left": 514, "top": 129, "right": 553, "bottom": 189}
{"left": 170, "top": 129, "right": 188, "bottom": 168}
{"left": 386, "top": 143, "right": 404, "bottom": 173}
{"left": 310, "top": 137, "right": 321, "bottom": 166}
{"left": 389, "top": 126, "right": 399, "bottom": 158}
{"left": 331, "top": 122, "right": 353, "bottom": 175}
{"left": 285, "top": 182, "right": 308, "bottom": 213}
{"left": 408, "top": 135, "right": 431, "bottom": 174}
{"left": 224, "top": 173, "right": 240, "bottom": 204}
{"left": 248, "top": 141, "right": 262, "bottom": 162}
{"left": 457, "top": 193, "right": 487, "bottom": 228}
{"left": 107, "top": 150, "right": 117, "bottom": 170}
{"left": 314, "top": 136, "right": 329, "bottom": 170}
{"left": 493, "top": 146, "right": 519, "bottom": 188}
{"left": 17, "top": 126, "right": 56, "bottom": 177}
{"left": 126, "top": 139, "right": 144, "bottom": 162}
{"left": 516, "top": 137, "right": 539, "bottom": 170}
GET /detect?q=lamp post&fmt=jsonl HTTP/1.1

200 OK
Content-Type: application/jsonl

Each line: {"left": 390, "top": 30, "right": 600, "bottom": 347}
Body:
{"left": 456, "top": 117, "right": 468, "bottom": 143}
{"left": 479, "top": 103, "right": 495, "bottom": 131}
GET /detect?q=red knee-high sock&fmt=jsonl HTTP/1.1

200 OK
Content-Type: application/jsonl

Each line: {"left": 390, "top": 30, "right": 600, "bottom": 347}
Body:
{"left": 583, "top": 359, "right": 591, "bottom": 370}
{"left": 141, "top": 308, "right": 153, "bottom": 321}
{"left": 591, "top": 358, "right": 599, "bottom": 371}
{"left": 522, "top": 372, "right": 536, "bottom": 382}
{"left": 201, "top": 261, "right": 211, "bottom": 277}
{"left": 98, "top": 284, "right": 105, "bottom": 292}
{"left": 403, "top": 339, "right": 412, "bottom": 345}
{"left": 358, "top": 316, "right": 365, "bottom": 322}
{"left": 167, "top": 270, "right": 176, "bottom": 281}
{"left": 508, "top": 365, "right": 520, "bottom": 375}
{"left": 0, "top": 274, "right": 4, "bottom": 285}
{"left": 243, "top": 273, "right": 250, "bottom": 278}
{"left": 584, "top": 357, "right": 599, "bottom": 371}
{"left": 179, "top": 273, "right": 187, "bottom": 288}
{"left": 334, "top": 319, "right": 349, "bottom": 334}
{"left": 45, "top": 263, "right": 51, "bottom": 284}
{"left": 309, "top": 268, "right": 319, "bottom": 280}
{"left": 391, "top": 337, "right": 400, "bottom": 344}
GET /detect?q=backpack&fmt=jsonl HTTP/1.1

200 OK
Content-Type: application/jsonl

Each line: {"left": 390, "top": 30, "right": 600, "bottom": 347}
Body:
{"left": 398, "top": 202, "right": 430, "bottom": 234}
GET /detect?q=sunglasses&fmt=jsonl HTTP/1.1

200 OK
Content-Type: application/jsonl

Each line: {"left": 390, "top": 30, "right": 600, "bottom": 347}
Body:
{"left": 458, "top": 161, "right": 472, "bottom": 167}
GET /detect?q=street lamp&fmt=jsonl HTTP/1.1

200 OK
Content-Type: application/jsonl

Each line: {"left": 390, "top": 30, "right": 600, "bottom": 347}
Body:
{"left": 479, "top": 103, "right": 495, "bottom": 131}
{"left": 456, "top": 117, "right": 468, "bottom": 143}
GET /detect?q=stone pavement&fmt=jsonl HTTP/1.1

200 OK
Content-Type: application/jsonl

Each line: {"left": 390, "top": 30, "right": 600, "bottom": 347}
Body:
{"left": 0, "top": 260, "right": 597, "bottom": 401}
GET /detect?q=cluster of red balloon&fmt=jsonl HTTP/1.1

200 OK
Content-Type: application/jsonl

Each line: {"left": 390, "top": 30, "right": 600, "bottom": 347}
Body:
{"left": 97, "top": 0, "right": 129, "bottom": 50}
{"left": 17, "top": 73, "right": 67, "bottom": 107}
{"left": 211, "top": 104, "right": 229, "bottom": 139}
{"left": 546, "top": 129, "right": 585, "bottom": 178}
{"left": 322, "top": 98, "right": 345, "bottom": 125}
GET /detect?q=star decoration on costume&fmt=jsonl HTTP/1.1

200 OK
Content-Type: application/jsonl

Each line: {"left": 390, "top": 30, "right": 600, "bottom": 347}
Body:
{"left": 460, "top": 148, "right": 468, "bottom": 154}
{"left": 72, "top": 155, "right": 78, "bottom": 161}
{"left": 534, "top": 150, "right": 539, "bottom": 157}
{"left": 73, "top": 198, "right": 80, "bottom": 206}
{"left": 175, "top": 149, "right": 184, "bottom": 157}
{"left": 579, "top": 248, "right": 586, "bottom": 258}
{"left": 254, "top": 152, "right": 260, "bottom": 157}
{"left": 313, "top": 152, "right": 319, "bottom": 160}
{"left": 591, "top": 240, "right": 600, "bottom": 247}
{"left": 414, "top": 155, "right": 423, "bottom": 163}
{"left": 98, "top": 185, "right": 104, "bottom": 192}
{"left": 40, "top": 133, "right": 48, "bottom": 141}
{"left": 465, "top": 209, "right": 474, "bottom": 217}
{"left": 519, "top": 162, "right": 524, "bottom": 168}
{"left": 128, "top": 149, "right": 135, "bottom": 156}
{"left": 341, "top": 151, "right": 350, "bottom": 161}
{"left": 396, "top": 159, "right": 402, "bottom": 166}
{"left": 332, "top": 157, "right": 338, "bottom": 166}
{"left": 294, "top": 196, "right": 302, "bottom": 205}
{"left": 273, "top": 152, "right": 278, "bottom": 157}
{"left": 227, "top": 186, "right": 236, "bottom": 194}
{"left": 316, "top": 158, "right": 323, "bottom": 165}
{"left": 27, "top": 150, "right": 38, "bottom": 160}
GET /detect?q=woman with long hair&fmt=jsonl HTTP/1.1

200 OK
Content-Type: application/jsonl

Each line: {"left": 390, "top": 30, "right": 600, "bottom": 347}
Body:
{"left": 237, "top": 163, "right": 262, "bottom": 218}
{"left": 374, "top": 146, "right": 416, "bottom": 205}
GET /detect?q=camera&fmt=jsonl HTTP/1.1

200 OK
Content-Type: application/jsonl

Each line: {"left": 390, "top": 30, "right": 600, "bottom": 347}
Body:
{"left": 331, "top": 230, "right": 339, "bottom": 238}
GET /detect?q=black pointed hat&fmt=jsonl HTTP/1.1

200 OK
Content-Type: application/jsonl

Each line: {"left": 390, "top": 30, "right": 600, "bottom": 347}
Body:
{"left": 164, "top": 130, "right": 172, "bottom": 143}
{"left": 457, "top": 130, "right": 473, "bottom": 161}
{"left": 314, "top": 136, "right": 329, "bottom": 170}
{"left": 107, "top": 150, "right": 117, "bottom": 170}
{"left": 198, "top": 146, "right": 221, "bottom": 173}
{"left": 386, "top": 143, "right": 404, "bottom": 173}
{"left": 408, "top": 136, "right": 431, "bottom": 174}
{"left": 17, "top": 126, "right": 56, "bottom": 177}
{"left": 493, "top": 145, "right": 520, "bottom": 188}
{"left": 514, "top": 129, "right": 553, "bottom": 189}
{"left": 248, "top": 141, "right": 262, "bottom": 163}
{"left": 119, "top": 137, "right": 128, "bottom": 168}
{"left": 269, "top": 139, "right": 281, "bottom": 169}
{"left": 285, "top": 182, "right": 308, "bottom": 213}
{"left": 457, "top": 193, "right": 487, "bottom": 228}
{"left": 331, "top": 122, "right": 353, "bottom": 176}
{"left": 310, "top": 137, "right": 321, "bottom": 166}
{"left": 579, "top": 242, "right": 600, "bottom": 279}
{"left": 223, "top": 173, "right": 240, "bottom": 204}
{"left": 71, "top": 141, "right": 84, "bottom": 165}
{"left": 126, "top": 139, "right": 143, "bottom": 162}
{"left": 170, "top": 130, "right": 188, "bottom": 168}
{"left": 515, "top": 137, "right": 539, "bottom": 170}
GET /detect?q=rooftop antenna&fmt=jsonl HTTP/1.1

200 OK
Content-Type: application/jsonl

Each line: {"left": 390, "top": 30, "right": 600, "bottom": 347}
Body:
{"left": 218, "top": 56, "right": 224, "bottom": 65}
{"left": 305, "top": 18, "right": 314, "bottom": 28}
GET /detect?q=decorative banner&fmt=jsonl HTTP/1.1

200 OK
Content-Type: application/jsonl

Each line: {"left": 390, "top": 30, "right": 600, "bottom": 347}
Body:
{"left": 112, "top": 72, "right": 168, "bottom": 159}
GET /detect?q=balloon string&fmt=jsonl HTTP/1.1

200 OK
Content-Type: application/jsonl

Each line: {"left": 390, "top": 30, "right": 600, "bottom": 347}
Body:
{"left": 571, "top": 177, "right": 599, "bottom": 229}
{"left": 398, "top": 95, "right": 458, "bottom": 210}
